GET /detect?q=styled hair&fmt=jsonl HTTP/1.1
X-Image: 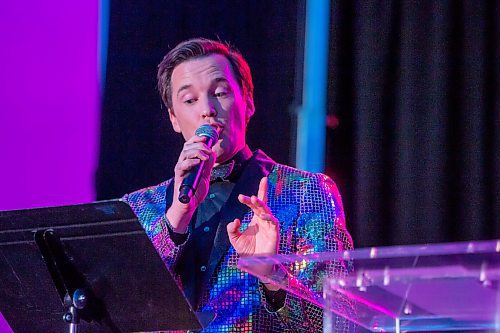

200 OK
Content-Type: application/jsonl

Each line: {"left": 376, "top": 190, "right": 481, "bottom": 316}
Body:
{"left": 157, "top": 38, "right": 254, "bottom": 112}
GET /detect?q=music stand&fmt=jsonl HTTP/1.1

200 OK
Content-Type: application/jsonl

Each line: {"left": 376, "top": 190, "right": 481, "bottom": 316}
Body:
{"left": 0, "top": 200, "right": 213, "bottom": 332}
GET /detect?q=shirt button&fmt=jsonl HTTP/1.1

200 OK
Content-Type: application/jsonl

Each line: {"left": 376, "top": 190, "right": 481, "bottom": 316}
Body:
{"left": 203, "top": 226, "right": 210, "bottom": 232}
{"left": 209, "top": 193, "right": 216, "bottom": 199}
{"left": 200, "top": 266, "right": 207, "bottom": 272}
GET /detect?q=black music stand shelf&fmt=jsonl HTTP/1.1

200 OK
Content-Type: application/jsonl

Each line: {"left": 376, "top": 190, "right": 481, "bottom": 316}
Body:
{"left": 0, "top": 200, "right": 213, "bottom": 333}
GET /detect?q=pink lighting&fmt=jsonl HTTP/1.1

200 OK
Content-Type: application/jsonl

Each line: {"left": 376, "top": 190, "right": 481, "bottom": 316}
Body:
{"left": 0, "top": 1, "right": 99, "bottom": 211}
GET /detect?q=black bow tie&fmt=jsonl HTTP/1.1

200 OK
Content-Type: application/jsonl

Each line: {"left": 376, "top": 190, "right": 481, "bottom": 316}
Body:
{"left": 210, "top": 160, "right": 235, "bottom": 182}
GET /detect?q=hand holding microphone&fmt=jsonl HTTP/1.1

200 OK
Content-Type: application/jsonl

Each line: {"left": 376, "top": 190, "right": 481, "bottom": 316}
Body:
{"left": 178, "top": 124, "right": 219, "bottom": 203}
{"left": 165, "top": 124, "right": 219, "bottom": 233}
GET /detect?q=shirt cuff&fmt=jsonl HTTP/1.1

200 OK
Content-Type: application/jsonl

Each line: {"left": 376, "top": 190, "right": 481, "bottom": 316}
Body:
{"left": 162, "top": 215, "right": 189, "bottom": 245}
{"left": 262, "top": 287, "right": 286, "bottom": 312}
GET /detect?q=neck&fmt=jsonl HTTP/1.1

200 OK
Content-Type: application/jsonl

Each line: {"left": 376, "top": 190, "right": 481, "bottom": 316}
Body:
{"left": 214, "top": 145, "right": 252, "bottom": 166}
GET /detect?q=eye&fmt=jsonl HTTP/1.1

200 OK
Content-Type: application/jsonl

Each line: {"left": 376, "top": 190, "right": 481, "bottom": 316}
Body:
{"left": 214, "top": 87, "right": 230, "bottom": 98}
{"left": 214, "top": 91, "right": 227, "bottom": 98}
{"left": 184, "top": 98, "right": 197, "bottom": 105}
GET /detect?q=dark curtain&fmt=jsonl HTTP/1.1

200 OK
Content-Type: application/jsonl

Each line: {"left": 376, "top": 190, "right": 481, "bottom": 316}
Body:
{"left": 328, "top": 0, "right": 499, "bottom": 246}
{"left": 98, "top": 0, "right": 499, "bottom": 248}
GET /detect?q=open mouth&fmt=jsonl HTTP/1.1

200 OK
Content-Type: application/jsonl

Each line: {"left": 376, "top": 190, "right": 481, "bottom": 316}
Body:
{"left": 210, "top": 124, "right": 224, "bottom": 136}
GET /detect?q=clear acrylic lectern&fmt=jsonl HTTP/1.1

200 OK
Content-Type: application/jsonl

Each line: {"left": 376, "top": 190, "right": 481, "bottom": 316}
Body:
{"left": 238, "top": 240, "right": 499, "bottom": 332}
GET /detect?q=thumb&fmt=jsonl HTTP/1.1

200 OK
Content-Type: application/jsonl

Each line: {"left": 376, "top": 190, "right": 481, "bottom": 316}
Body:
{"left": 227, "top": 218, "right": 242, "bottom": 242}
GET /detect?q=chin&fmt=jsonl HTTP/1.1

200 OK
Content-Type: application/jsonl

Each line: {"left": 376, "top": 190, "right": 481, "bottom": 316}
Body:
{"left": 213, "top": 148, "right": 227, "bottom": 163}
{"left": 215, "top": 153, "right": 230, "bottom": 164}
{"left": 215, "top": 149, "right": 238, "bottom": 165}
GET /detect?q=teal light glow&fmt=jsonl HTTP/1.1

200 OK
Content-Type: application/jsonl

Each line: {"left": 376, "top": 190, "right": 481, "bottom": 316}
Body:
{"left": 99, "top": 0, "right": 110, "bottom": 94}
{"left": 296, "top": 0, "right": 330, "bottom": 172}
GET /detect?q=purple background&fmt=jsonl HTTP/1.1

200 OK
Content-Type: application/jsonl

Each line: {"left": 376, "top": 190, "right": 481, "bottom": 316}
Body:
{"left": 0, "top": 1, "right": 98, "bottom": 330}
{"left": 0, "top": 2, "right": 99, "bottom": 211}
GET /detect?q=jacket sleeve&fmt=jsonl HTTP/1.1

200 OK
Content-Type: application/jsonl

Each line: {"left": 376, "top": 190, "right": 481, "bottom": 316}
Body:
{"left": 121, "top": 180, "right": 188, "bottom": 269}
{"left": 265, "top": 173, "right": 356, "bottom": 332}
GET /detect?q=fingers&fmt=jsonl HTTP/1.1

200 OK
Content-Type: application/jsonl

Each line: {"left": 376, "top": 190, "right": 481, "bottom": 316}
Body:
{"left": 175, "top": 158, "right": 202, "bottom": 177}
{"left": 238, "top": 194, "right": 274, "bottom": 221}
{"left": 227, "top": 218, "right": 242, "bottom": 241}
{"left": 175, "top": 134, "right": 216, "bottom": 177}
{"left": 181, "top": 148, "right": 211, "bottom": 161}
{"left": 257, "top": 177, "right": 268, "bottom": 204}
{"left": 238, "top": 194, "right": 262, "bottom": 212}
{"left": 257, "top": 212, "right": 277, "bottom": 222}
{"left": 178, "top": 137, "right": 212, "bottom": 163}
{"left": 238, "top": 194, "right": 266, "bottom": 210}
{"left": 239, "top": 177, "right": 268, "bottom": 205}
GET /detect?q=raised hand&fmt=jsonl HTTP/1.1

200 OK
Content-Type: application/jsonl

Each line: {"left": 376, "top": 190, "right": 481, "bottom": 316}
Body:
{"left": 227, "top": 177, "right": 279, "bottom": 268}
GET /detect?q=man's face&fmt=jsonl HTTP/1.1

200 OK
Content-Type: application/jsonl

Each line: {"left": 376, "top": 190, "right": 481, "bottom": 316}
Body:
{"left": 169, "top": 54, "right": 253, "bottom": 164}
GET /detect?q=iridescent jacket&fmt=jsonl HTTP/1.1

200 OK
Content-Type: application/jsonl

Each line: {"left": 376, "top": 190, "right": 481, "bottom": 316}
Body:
{"left": 123, "top": 150, "right": 354, "bottom": 332}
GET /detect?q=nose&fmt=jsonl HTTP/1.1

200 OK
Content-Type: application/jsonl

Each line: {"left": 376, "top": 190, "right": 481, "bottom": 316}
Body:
{"left": 201, "top": 102, "right": 217, "bottom": 118}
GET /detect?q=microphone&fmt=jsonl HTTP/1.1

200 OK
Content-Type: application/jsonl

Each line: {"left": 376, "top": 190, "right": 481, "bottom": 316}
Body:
{"left": 178, "top": 124, "right": 219, "bottom": 204}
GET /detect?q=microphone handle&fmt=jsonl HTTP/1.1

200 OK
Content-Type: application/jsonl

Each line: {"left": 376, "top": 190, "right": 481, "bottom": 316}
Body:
{"left": 178, "top": 137, "right": 215, "bottom": 204}
{"left": 178, "top": 161, "right": 205, "bottom": 203}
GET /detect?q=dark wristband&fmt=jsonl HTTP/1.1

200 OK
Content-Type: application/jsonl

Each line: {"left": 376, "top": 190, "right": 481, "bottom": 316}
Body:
{"left": 262, "top": 287, "right": 286, "bottom": 312}
{"left": 163, "top": 216, "right": 189, "bottom": 245}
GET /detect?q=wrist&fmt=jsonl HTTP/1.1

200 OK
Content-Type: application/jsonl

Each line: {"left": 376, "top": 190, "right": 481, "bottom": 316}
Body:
{"left": 166, "top": 205, "right": 194, "bottom": 234}
{"left": 261, "top": 281, "right": 282, "bottom": 291}
{"left": 260, "top": 264, "right": 288, "bottom": 290}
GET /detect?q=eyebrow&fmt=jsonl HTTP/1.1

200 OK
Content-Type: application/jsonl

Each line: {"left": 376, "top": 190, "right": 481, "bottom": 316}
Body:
{"left": 213, "top": 77, "right": 229, "bottom": 85}
{"left": 176, "top": 84, "right": 192, "bottom": 98}
{"left": 175, "top": 77, "right": 230, "bottom": 98}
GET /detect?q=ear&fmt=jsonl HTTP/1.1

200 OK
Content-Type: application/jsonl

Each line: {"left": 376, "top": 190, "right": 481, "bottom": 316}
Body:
{"left": 168, "top": 108, "right": 182, "bottom": 133}
{"left": 245, "top": 96, "right": 255, "bottom": 124}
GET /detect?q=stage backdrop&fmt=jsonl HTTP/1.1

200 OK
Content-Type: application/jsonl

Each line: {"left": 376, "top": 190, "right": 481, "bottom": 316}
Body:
{"left": 98, "top": 0, "right": 498, "bottom": 246}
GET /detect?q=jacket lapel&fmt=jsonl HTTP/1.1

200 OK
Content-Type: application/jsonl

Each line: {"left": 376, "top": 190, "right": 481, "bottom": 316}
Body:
{"left": 203, "top": 150, "right": 276, "bottom": 289}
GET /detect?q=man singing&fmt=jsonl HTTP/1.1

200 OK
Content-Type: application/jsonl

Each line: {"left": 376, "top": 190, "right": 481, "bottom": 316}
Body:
{"left": 123, "top": 38, "right": 354, "bottom": 332}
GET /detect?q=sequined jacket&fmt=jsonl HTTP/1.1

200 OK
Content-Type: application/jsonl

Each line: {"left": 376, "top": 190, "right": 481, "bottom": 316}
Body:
{"left": 122, "top": 150, "right": 354, "bottom": 332}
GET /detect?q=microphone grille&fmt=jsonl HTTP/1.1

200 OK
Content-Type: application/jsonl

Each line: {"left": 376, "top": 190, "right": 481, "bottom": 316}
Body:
{"left": 195, "top": 124, "right": 219, "bottom": 142}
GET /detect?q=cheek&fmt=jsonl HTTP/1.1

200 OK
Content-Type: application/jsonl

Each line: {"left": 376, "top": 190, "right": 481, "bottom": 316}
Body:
{"left": 172, "top": 114, "right": 198, "bottom": 138}
{"left": 227, "top": 101, "right": 247, "bottom": 127}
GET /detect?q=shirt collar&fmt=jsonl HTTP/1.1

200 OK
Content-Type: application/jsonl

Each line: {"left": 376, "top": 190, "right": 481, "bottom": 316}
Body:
{"left": 210, "top": 145, "right": 253, "bottom": 183}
